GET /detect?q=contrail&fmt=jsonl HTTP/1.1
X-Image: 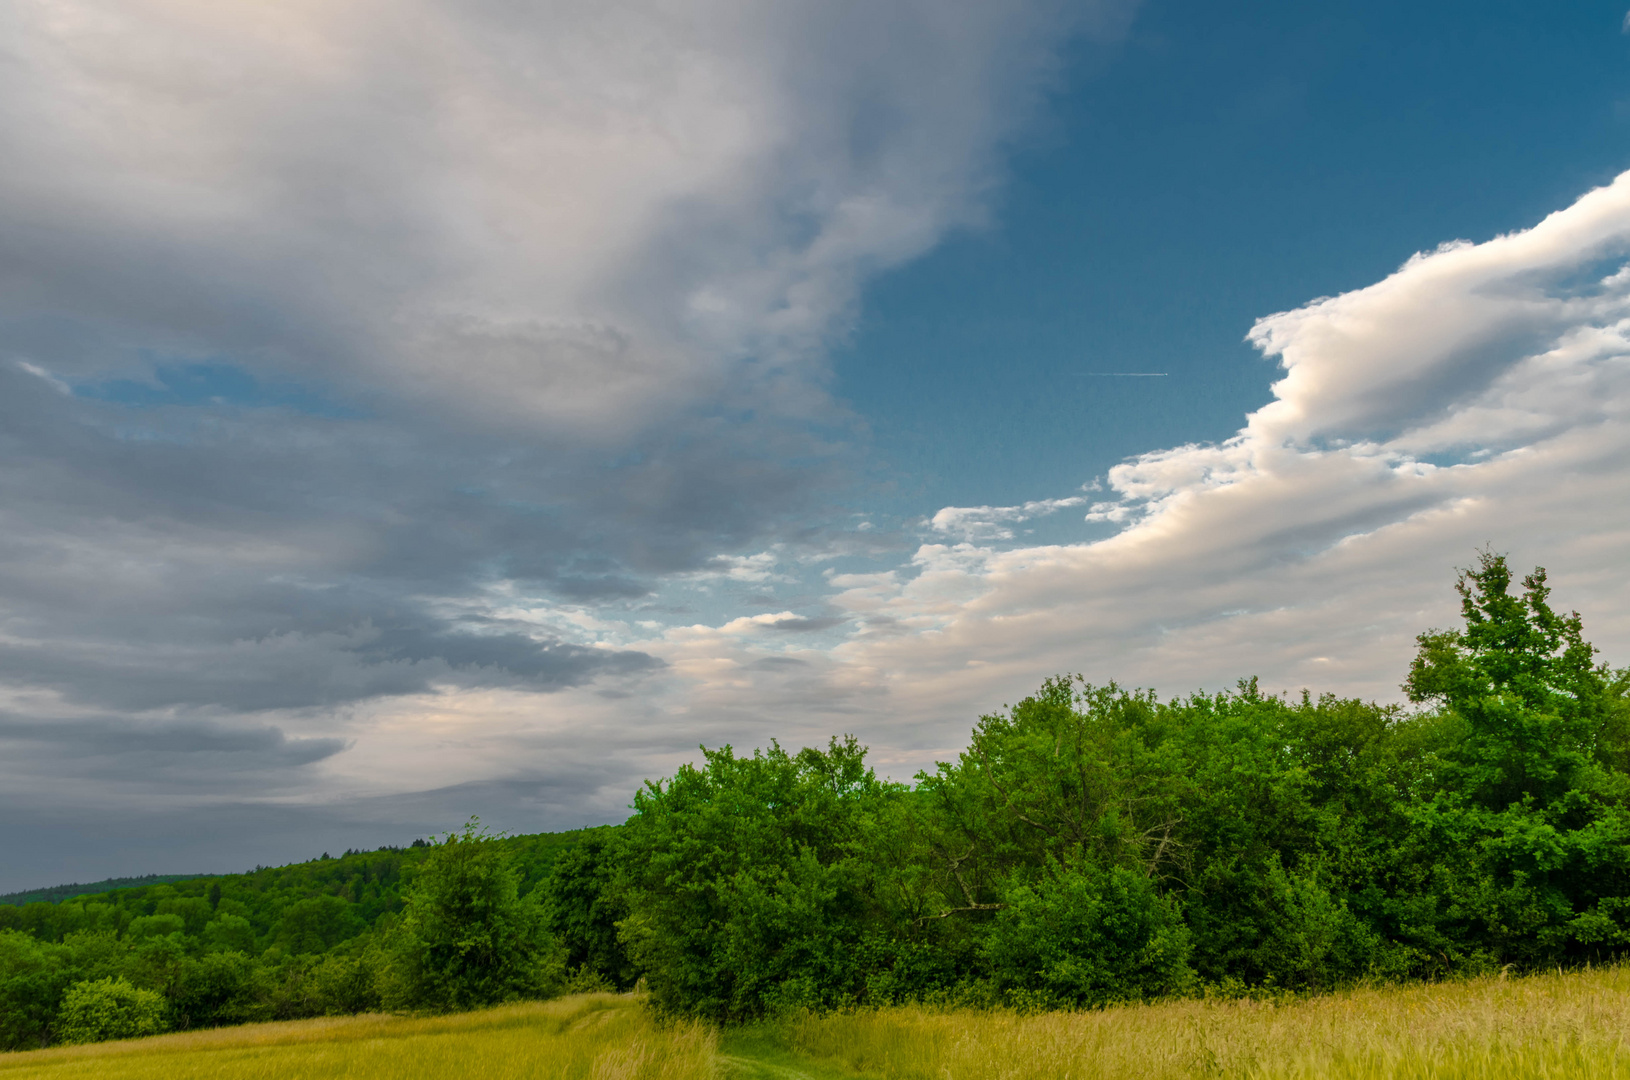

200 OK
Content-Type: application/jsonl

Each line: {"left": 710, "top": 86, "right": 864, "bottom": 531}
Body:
{"left": 1074, "top": 372, "right": 1168, "bottom": 377}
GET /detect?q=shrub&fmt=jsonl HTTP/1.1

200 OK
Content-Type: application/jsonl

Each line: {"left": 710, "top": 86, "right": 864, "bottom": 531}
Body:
{"left": 984, "top": 863, "right": 1195, "bottom": 1008}
{"left": 55, "top": 976, "right": 168, "bottom": 1044}
{"left": 380, "top": 819, "right": 562, "bottom": 1012}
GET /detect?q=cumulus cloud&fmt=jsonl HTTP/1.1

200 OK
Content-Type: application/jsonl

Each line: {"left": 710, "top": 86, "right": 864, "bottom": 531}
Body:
{"left": 800, "top": 172, "right": 1630, "bottom": 730}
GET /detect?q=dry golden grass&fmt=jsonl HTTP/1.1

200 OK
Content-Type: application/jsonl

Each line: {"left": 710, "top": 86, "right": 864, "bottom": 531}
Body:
{"left": 0, "top": 993, "right": 716, "bottom": 1080}
{"left": 791, "top": 967, "right": 1630, "bottom": 1080}
{"left": 10, "top": 969, "right": 1630, "bottom": 1080}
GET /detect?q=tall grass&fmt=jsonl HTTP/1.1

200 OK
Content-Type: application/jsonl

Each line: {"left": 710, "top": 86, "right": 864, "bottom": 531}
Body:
{"left": 11, "top": 969, "right": 1630, "bottom": 1080}
{"left": 790, "top": 966, "right": 1630, "bottom": 1080}
{"left": 0, "top": 994, "right": 714, "bottom": 1080}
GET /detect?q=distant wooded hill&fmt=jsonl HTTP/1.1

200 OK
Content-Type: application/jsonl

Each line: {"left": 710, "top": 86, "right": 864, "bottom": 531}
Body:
{"left": 0, "top": 875, "right": 207, "bottom": 908}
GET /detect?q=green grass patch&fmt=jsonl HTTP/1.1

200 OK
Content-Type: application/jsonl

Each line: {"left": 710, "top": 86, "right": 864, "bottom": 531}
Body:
{"left": 720, "top": 1023, "right": 880, "bottom": 1080}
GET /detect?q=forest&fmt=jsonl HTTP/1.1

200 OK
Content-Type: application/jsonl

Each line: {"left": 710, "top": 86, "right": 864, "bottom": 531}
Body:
{"left": 3, "top": 552, "right": 1629, "bottom": 1048}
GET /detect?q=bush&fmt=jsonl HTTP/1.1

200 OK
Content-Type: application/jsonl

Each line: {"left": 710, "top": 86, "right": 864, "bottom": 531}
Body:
{"left": 380, "top": 819, "right": 562, "bottom": 1012}
{"left": 984, "top": 863, "right": 1195, "bottom": 1008}
{"left": 168, "top": 951, "right": 268, "bottom": 1029}
{"left": 55, "top": 977, "right": 168, "bottom": 1044}
{"left": 618, "top": 737, "right": 894, "bottom": 1020}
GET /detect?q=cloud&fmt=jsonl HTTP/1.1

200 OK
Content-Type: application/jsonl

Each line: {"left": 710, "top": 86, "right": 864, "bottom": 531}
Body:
{"left": 542, "top": 171, "right": 1630, "bottom": 807}
{"left": 0, "top": 714, "right": 346, "bottom": 768}
{"left": 0, "top": 0, "right": 1141, "bottom": 887}
{"left": 0, "top": 0, "right": 1124, "bottom": 432}
{"left": 10, "top": 11, "right": 1629, "bottom": 900}
{"left": 805, "top": 172, "right": 1630, "bottom": 726}
{"left": 0, "top": 0, "right": 1117, "bottom": 689}
{"left": 928, "top": 496, "right": 1091, "bottom": 541}
{"left": 686, "top": 552, "right": 795, "bottom": 585}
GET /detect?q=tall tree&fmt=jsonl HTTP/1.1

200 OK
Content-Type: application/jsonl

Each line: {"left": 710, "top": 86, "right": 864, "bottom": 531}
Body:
{"left": 1403, "top": 552, "right": 1630, "bottom": 964}
{"left": 380, "top": 819, "right": 560, "bottom": 1012}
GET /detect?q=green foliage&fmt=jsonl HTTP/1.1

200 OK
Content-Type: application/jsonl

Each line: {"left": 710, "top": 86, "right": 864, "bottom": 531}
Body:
{"left": 601, "top": 552, "right": 1630, "bottom": 1018}
{"left": 1405, "top": 551, "right": 1605, "bottom": 809}
{"left": 540, "top": 828, "right": 635, "bottom": 989}
{"left": 985, "top": 862, "right": 1194, "bottom": 1008}
{"left": 0, "top": 829, "right": 588, "bottom": 1048}
{"left": 379, "top": 818, "right": 562, "bottom": 1012}
{"left": 619, "top": 736, "right": 898, "bottom": 1020}
{"left": 1399, "top": 552, "right": 1630, "bottom": 963}
{"left": 4, "top": 550, "right": 1629, "bottom": 1036}
{"left": 0, "top": 875, "right": 203, "bottom": 908}
{"left": 275, "top": 895, "right": 365, "bottom": 954}
{"left": 55, "top": 976, "right": 168, "bottom": 1044}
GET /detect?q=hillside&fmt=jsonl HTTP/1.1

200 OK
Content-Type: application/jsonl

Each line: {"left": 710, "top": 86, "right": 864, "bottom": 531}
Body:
{"left": 0, "top": 877, "right": 206, "bottom": 909}
{"left": 0, "top": 826, "right": 599, "bottom": 1049}
{"left": 0, "top": 828, "right": 589, "bottom": 945}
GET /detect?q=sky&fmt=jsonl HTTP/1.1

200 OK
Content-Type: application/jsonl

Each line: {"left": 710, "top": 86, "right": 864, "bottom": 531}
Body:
{"left": 4, "top": 0, "right": 1630, "bottom": 890}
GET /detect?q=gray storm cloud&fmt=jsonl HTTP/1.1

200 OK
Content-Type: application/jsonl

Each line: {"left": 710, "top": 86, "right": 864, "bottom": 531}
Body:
{"left": 0, "top": 0, "right": 1132, "bottom": 888}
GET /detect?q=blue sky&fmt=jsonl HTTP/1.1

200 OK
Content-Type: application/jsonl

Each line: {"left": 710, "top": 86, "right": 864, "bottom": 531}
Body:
{"left": 4, "top": 0, "right": 1630, "bottom": 889}
{"left": 841, "top": 0, "right": 1630, "bottom": 512}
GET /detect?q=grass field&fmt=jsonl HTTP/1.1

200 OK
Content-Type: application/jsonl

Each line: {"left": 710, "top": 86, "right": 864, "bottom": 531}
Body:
{"left": 0, "top": 994, "right": 714, "bottom": 1080}
{"left": 6, "top": 968, "right": 1630, "bottom": 1080}
{"left": 790, "top": 965, "right": 1630, "bottom": 1080}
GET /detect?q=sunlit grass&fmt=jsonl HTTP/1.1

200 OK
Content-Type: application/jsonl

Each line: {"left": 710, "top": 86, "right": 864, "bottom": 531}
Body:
{"left": 0, "top": 994, "right": 716, "bottom": 1080}
{"left": 789, "top": 966, "right": 1630, "bottom": 1080}
{"left": 10, "top": 969, "right": 1630, "bottom": 1080}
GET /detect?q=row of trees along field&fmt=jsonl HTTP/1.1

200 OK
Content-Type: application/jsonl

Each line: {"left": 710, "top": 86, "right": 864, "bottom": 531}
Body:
{"left": 4, "top": 553, "right": 1630, "bottom": 1047}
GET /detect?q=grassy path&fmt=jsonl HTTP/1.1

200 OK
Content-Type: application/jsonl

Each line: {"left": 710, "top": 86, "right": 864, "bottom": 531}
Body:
{"left": 720, "top": 1026, "right": 872, "bottom": 1080}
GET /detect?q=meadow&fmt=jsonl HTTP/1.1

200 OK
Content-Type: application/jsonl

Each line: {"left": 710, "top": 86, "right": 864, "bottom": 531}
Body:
{"left": 0, "top": 994, "right": 714, "bottom": 1080}
{"left": 7, "top": 968, "right": 1630, "bottom": 1080}
{"left": 786, "top": 966, "right": 1630, "bottom": 1080}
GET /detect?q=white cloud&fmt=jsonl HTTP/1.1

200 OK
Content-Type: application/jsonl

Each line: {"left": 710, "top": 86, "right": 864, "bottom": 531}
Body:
{"left": 685, "top": 552, "right": 792, "bottom": 584}
{"left": 162, "top": 160, "right": 1630, "bottom": 841}
{"left": 840, "top": 173, "right": 1630, "bottom": 713}
{"left": 179, "top": 150, "right": 1630, "bottom": 857}
{"left": 929, "top": 496, "right": 1090, "bottom": 541}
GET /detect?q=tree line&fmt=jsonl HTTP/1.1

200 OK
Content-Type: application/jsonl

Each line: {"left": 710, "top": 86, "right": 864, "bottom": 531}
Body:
{"left": 3, "top": 552, "right": 1628, "bottom": 1045}
{"left": 0, "top": 831, "right": 583, "bottom": 1047}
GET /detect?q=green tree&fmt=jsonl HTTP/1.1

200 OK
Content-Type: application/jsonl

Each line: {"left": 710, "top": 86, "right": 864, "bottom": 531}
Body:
{"left": 274, "top": 895, "right": 364, "bottom": 955}
{"left": 619, "top": 737, "right": 898, "bottom": 1020}
{"left": 1406, "top": 551, "right": 1606, "bottom": 809}
{"left": 1403, "top": 552, "right": 1630, "bottom": 963}
{"left": 929, "top": 678, "right": 1402, "bottom": 994}
{"left": 984, "top": 862, "right": 1193, "bottom": 1008}
{"left": 539, "top": 828, "right": 635, "bottom": 988}
{"left": 380, "top": 818, "right": 561, "bottom": 1012}
{"left": 0, "top": 930, "right": 78, "bottom": 1049}
{"left": 166, "top": 951, "right": 267, "bottom": 1029}
{"left": 201, "top": 914, "right": 256, "bottom": 954}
